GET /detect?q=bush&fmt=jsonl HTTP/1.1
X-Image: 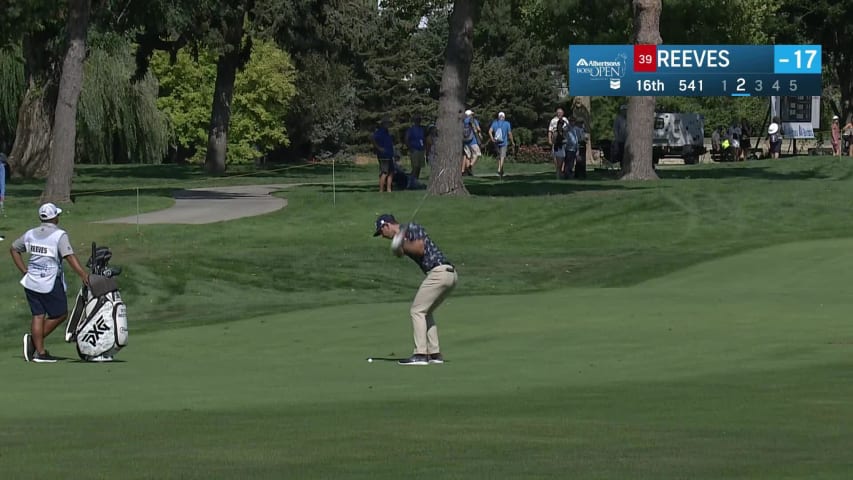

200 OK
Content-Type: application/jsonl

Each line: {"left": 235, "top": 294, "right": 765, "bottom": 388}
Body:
{"left": 513, "top": 144, "right": 551, "bottom": 164}
{"left": 512, "top": 126, "right": 533, "bottom": 145}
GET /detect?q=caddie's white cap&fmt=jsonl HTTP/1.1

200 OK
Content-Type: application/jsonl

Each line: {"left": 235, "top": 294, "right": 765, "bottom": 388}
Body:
{"left": 38, "top": 202, "right": 62, "bottom": 221}
{"left": 833, "top": 115, "right": 840, "bottom": 120}
{"left": 464, "top": 109, "right": 474, "bottom": 116}
{"left": 768, "top": 123, "right": 779, "bottom": 135}
{"left": 498, "top": 111, "right": 505, "bottom": 118}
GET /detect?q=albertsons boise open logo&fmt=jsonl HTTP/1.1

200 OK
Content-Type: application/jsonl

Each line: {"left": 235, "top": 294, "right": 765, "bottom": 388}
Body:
{"left": 574, "top": 53, "right": 628, "bottom": 81}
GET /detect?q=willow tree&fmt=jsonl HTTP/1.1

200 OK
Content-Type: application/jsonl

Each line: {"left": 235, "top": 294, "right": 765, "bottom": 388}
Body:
{"left": 429, "top": 0, "right": 483, "bottom": 196}
{"left": 77, "top": 36, "right": 171, "bottom": 165}
{"left": 621, "top": 0, "right": 661, "bottom": 181}
{"left": 0, "top": 47, "right": 25, "bottom": 150}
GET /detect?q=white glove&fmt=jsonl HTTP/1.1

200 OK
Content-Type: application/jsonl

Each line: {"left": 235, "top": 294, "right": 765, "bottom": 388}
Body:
{"left": 391, "top": 230, "right": 405, "bottom": 256}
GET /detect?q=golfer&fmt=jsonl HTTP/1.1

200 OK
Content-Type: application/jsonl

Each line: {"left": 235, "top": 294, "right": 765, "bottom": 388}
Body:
{"left": 10, "top": 203, "right": 89, "bottom": 363}
{"left": 373, "top": 214, "right": 457, "bottom": 366}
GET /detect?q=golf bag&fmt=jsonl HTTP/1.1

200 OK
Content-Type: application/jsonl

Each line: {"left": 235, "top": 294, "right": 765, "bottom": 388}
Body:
{"left": 65, "top": 243, "right": 128, "bottom": 361}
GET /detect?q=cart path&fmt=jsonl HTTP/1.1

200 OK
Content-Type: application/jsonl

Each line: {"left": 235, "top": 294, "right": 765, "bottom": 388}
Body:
{"left": 96, "top": 184, "right": 291, "bottom": 225}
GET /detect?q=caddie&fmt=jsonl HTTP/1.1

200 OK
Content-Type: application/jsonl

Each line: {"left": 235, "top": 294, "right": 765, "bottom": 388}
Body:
{"left": 10, "top": 203, "right": 89, "bottom": 363}
{"left": 373, "top": 214, "right": 457, "bottom": 366}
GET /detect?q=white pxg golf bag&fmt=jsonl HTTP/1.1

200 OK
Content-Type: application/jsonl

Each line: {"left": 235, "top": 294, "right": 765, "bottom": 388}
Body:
{"left": 65, "top": 242, "right": 128, "bottom": 362}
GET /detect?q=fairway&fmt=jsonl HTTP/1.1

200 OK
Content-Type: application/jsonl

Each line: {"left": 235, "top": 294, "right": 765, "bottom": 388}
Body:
{"left": 3, "top": 233, "right": 852, "bottom": 478}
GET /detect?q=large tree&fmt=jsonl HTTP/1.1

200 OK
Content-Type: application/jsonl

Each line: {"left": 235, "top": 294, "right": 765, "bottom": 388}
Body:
{"left": 773, "top": 0, "right": 853, "bottom": 123}
{"left": 621, "top": 0, "right": 661, "bottom": 181}
{"left": 204, "top": 1, "right": 253, "bottom": 174}
{"left": 42, "top": 0, "right": 91, "bottom": 203}
{"left": 430, "top": 0, "right": 482, "bottom": 196}
{"left": 4, "top": 0, "right": 64, "bottom": 179}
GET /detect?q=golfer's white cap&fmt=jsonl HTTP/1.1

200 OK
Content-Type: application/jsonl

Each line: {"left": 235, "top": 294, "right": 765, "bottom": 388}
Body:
{"left": 464, "top": 109, "right": 474, "bottom": 116}
{"left": 38, "top": 202, "right": 62, "bottom": 221}
{"left": 498, "top": 111, "right": 505, "bottom": 119}
{"left": 768, "top": 123, "right": 779, "bottom": 135}
{"left": 833, "top": 115, "right": 840, "bottom": 120}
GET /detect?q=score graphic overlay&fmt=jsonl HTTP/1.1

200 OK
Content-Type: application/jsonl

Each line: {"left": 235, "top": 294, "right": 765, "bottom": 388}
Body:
{"left": 568, "top": 45, "right": 821, "bottom": 97}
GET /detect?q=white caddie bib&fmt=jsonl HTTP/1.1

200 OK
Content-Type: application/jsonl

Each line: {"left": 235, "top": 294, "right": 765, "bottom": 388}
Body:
{"left": 21, "top": 228, "right": 66, "bottom": 293}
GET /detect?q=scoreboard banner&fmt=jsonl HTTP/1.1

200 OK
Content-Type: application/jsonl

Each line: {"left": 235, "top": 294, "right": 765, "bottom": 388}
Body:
{"left": 568, "top": 45, "right": 822, "bottom": 97}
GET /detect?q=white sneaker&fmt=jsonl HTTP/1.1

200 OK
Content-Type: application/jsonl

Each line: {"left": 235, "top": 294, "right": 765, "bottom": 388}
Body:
{"left": 23, "top": 334, "right": 35, "bottom": 362}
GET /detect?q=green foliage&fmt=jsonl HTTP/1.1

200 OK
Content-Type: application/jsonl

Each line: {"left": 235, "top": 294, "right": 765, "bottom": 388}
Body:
{"left": 230, "top": 40, "right": 298, "bottom": 161}
{"left": 512, "top": 126, "right": 533, "bottom": 145}
{"left": 469, "top": 0, "right": 559, "bottom": 137}
{"left": 289, "top": 53, "right": 359, "bottom": 153}
{"left": 150, "top": 48, "right": 214, "bottom": 156}
{"left": 0, "top": 46, "right": 25, "bottom": 146}
{"left": 151, "top": 39, "right": 297, "bottom": 164}
{"left": 77, "top": 34, "right": 172, "bottom": 164}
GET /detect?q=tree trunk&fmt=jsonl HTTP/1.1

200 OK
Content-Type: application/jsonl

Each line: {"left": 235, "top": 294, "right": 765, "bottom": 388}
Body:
{"left": 42, "top": 0, "right": 90, "bottom": 203}
{"left": 428, "top": 0, "right": 482, "bottom": 196}
{"left": 8, "top": 83, "right": 53, "bottom": 179}
{"left": 621, "top": 0, "right": 661, "bottom": 181}
{"left": 8, "top": 31, "right": 59, "bottom": 180}
{"left": 204, "top": 12, "right": 245, "bottom": 175}
{"left": 572, "top": 96, "right": 593, "bottom": 163}
{"left": 840, "top": 61, "right": 853, "bottom": 124}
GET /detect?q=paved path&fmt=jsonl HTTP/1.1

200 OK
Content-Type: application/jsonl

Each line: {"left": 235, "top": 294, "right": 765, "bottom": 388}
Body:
{"left": 96, "top": 184, "right": 290, "bottom": 225}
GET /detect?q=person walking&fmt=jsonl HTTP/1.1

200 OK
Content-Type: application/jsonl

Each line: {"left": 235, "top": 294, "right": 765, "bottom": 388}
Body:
{"left": 488, "top": 112, "right": 515, "bottom": 178}
{"left": 462, "top": 110, "right": 482, "bottom": 176}
{"left": 373, "top": 214, "right": 457, "bottom": 366}
{"left": 10, "top": 203, "right": 89, "bottom": 363}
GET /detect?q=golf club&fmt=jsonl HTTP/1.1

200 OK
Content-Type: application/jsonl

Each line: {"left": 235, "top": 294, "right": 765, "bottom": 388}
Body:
{"left": 409, "top": 166, "right": 446, "bottom": 224}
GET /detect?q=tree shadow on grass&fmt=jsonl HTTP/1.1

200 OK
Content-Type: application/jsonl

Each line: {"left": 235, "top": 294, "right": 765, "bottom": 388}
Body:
{"left": 466, "top": 169, "right": 636, "bottom": 197}
{"left": 75, "top": 162, "right": 370, "bottom": 183}
{"left": 656, "top": 159, "right": 839, "bottom": 181}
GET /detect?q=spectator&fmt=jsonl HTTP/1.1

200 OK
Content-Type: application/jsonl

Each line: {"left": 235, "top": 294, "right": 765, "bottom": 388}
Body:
{"left": 767, "top": 122, "right": 782, "bottom": 159}
{"left": 424, "top": 124, "right": 437, "bottom": 167}
{"left": 548, "top": 107, "right": 569, "bottom": 179}
{"left": 371, "top": 117, "right": 395, "bottom": 192}
{"left": 488, "top": 112, "right": 514, "bottom": 178}
{"left": 563, "top": 117, "right": 580, "bottom": 179}
{"left": 405, "top": 115, "right": 426, "bottom": 180}
{"left": 740, "top": 118, "right": 752, "bottom": 160}
{"left": 462, "top": 110, "right": 482, "bottom": 176}
{"left": 573, "top": 119, "right": 588, "bottom": 179}
{"left": 842, "top": 118, "right": 853, "bottom": 157}
{"left": 729, "top": 122, "right": 742, "bottom": 161}
{"left": 711, "top": 126, "right": 722, "bottom": 160}
{"left": 831, "top": 116, "right": 841, "bottom": 156}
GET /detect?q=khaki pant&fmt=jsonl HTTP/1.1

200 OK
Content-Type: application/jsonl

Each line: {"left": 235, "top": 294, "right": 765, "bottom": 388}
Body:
{"left": 410, "top": 150, "right": 425, "bottom": 170}
{"left": 410, "top": 265, "right": 457, "bottom": 355}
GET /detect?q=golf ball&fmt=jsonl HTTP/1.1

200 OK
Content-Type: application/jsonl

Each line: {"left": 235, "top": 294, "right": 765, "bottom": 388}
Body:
{"left": 368, "top": 358, "right": 373, "bottom": 363}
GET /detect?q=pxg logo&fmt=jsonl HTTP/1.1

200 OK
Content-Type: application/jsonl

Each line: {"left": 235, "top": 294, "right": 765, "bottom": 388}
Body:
{"left": 82, "top": 318, "right": 111, "bottom": 347}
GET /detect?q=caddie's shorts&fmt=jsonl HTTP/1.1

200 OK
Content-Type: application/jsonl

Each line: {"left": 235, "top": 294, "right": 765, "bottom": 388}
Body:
{"left": 378, "top": 158, "right": 393, "bottom": 175}
{"left": 25, "top": 277, "right": 68, "bottom": 318}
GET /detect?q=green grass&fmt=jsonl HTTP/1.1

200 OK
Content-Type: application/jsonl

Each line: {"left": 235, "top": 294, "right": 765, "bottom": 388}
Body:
{"left": 1, "top": 157, "right": 852, "bottom": 478}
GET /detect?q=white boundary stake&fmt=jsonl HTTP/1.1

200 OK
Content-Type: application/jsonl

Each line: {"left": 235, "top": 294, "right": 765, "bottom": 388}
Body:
{"left": 136, "top": 188, "right": 140, "bottom": 233}
{"left": 332, "top": 157, "right": 336, "bottom": 205}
